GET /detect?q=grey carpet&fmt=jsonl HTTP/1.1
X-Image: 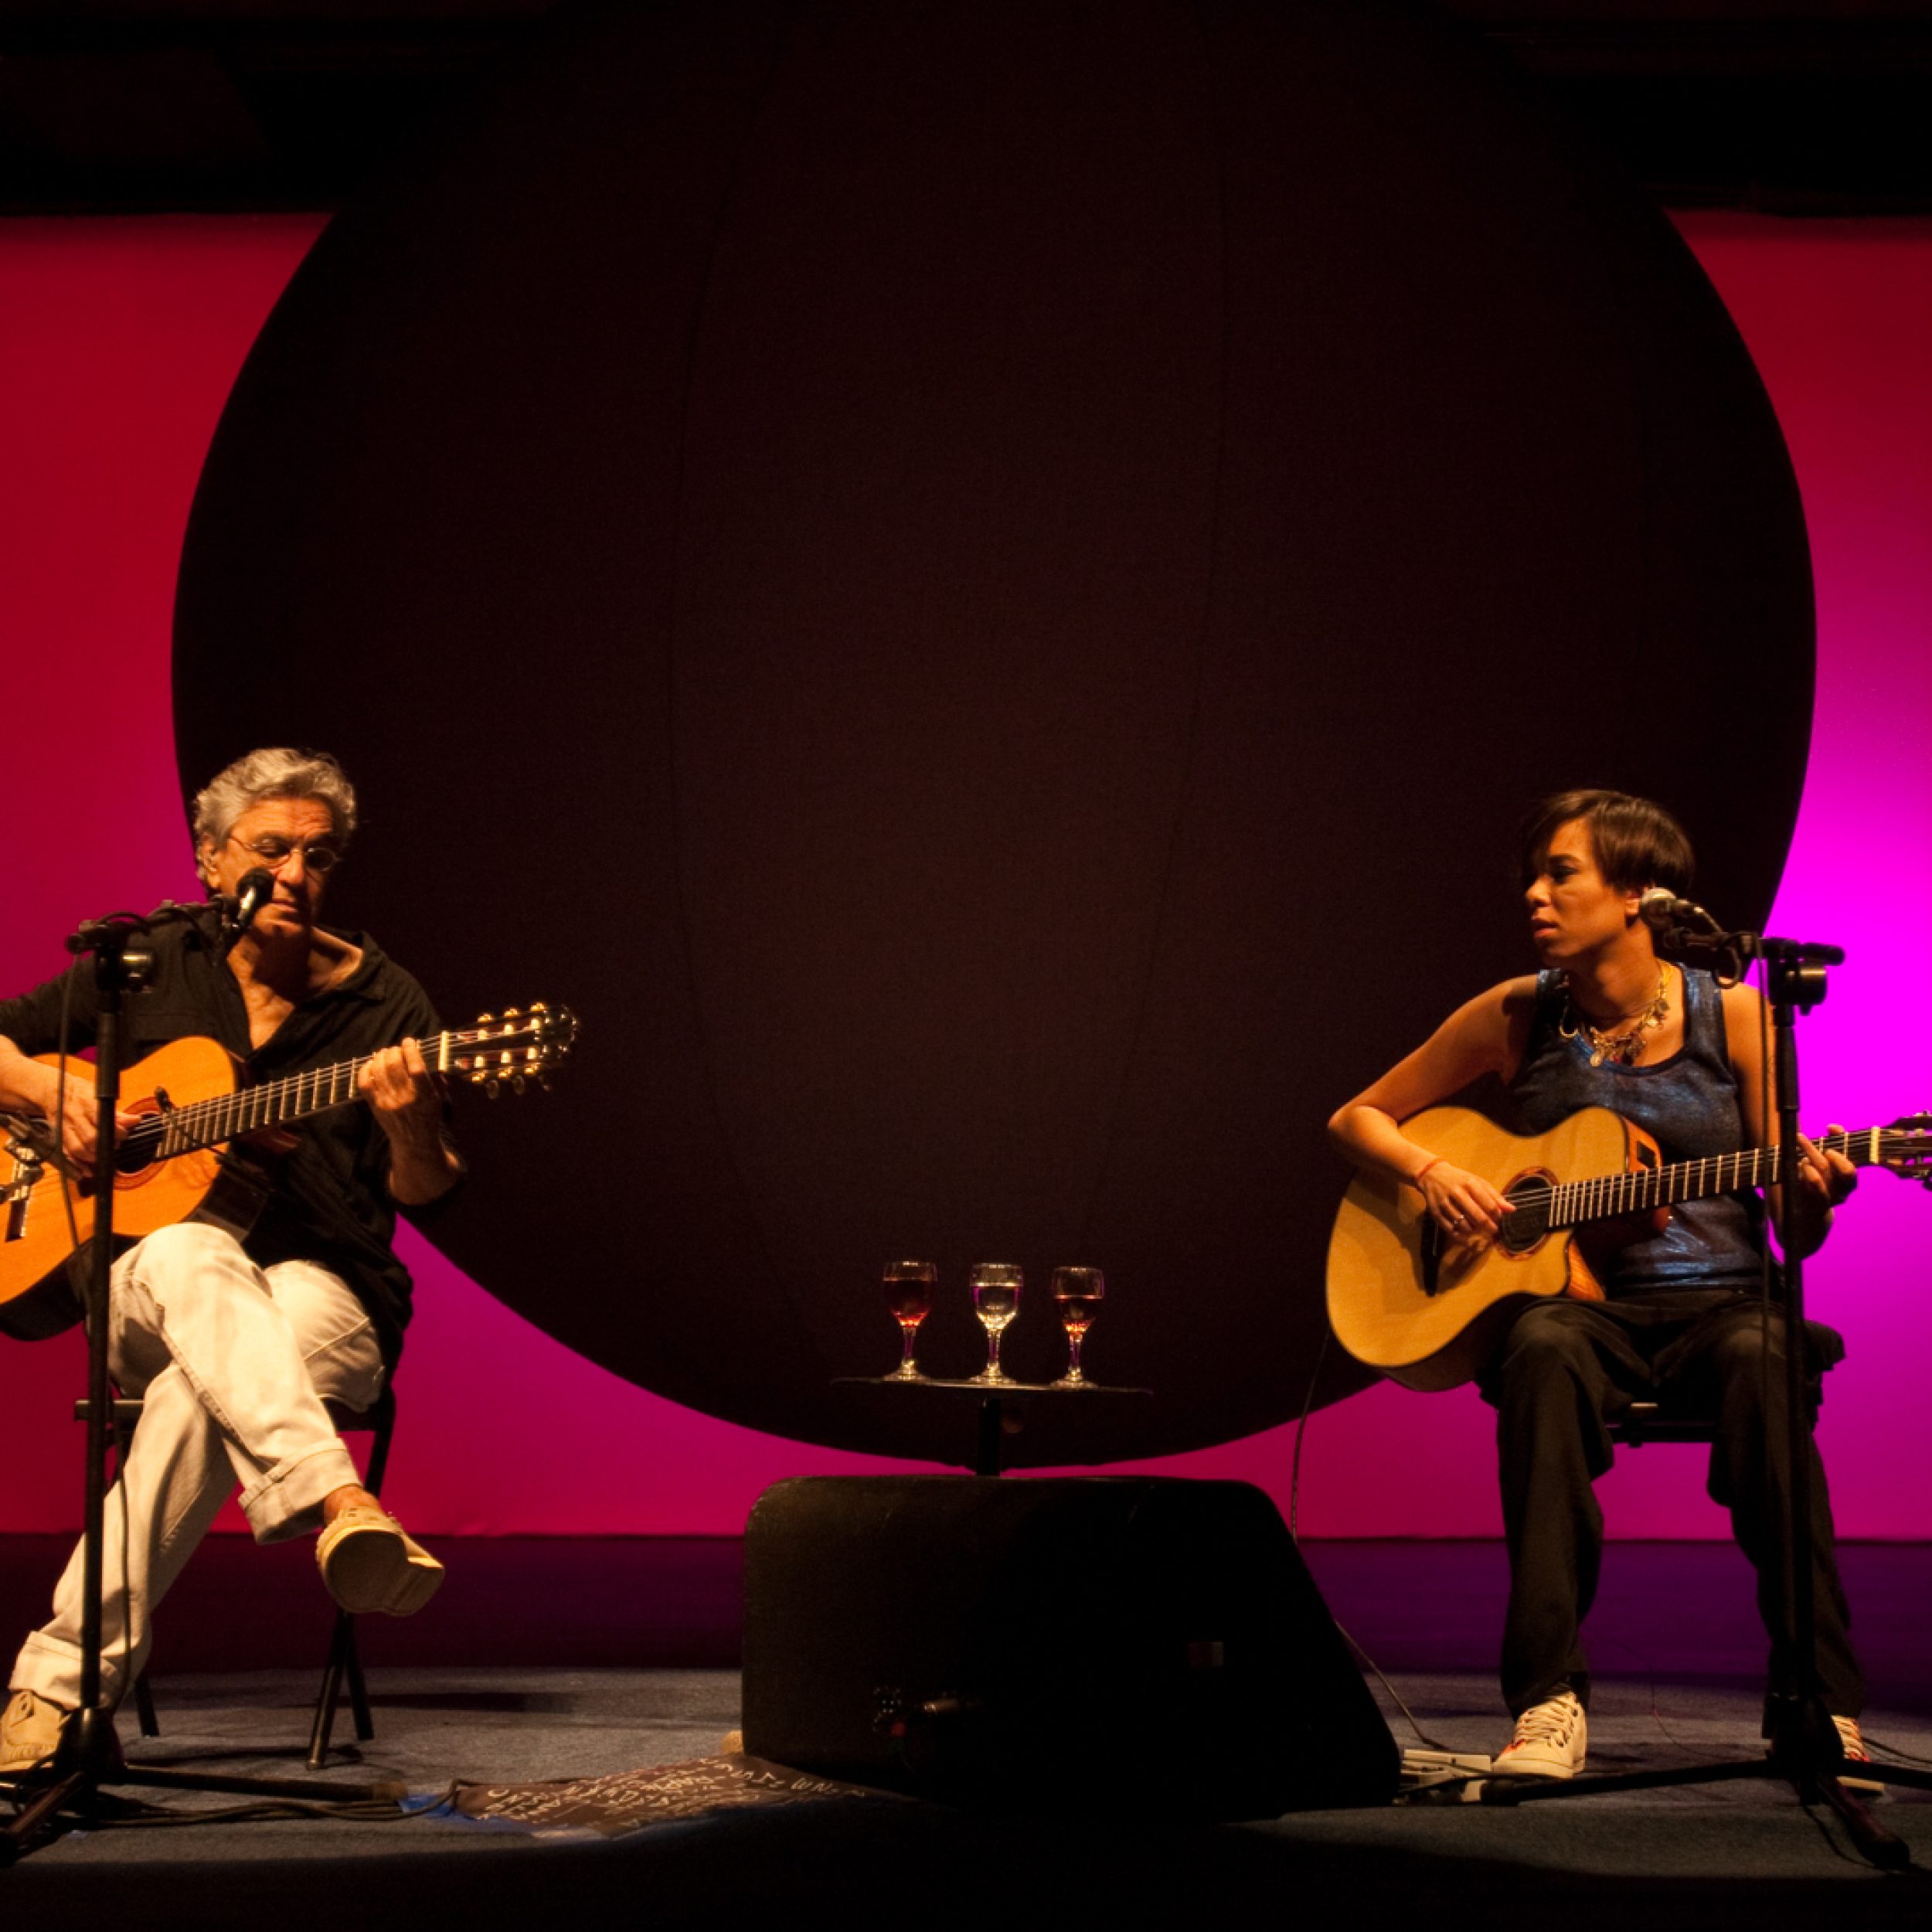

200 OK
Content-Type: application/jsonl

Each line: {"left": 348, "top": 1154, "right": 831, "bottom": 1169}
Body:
{"left": 6, "top": 1540, "right": 1931, "bottom": 1920}
{"left": 2, "top": 1663, "right": 1927, "bottom": 1923}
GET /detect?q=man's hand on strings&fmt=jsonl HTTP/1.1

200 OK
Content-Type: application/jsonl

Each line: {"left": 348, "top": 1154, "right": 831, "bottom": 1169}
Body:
{"left": 360, "top": 1039, "right": 463, "bottom": 1206}
{"left": 359, "top": 1039, "right": 446, "bottom": 1149}
{"left": 37, "top": 1072, "right": 140, "bottom": 1179}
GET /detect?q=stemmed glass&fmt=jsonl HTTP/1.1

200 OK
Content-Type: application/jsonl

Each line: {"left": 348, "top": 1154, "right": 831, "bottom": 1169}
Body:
{"left": 882, "top": 1260, "right": 936, "bottom": 1380}
{"left": 968, "top": 1262, "right": 1023, "bottom": 1384}
{"left": 1051, "top": 1266, "right": 1104, "bottom": 1387}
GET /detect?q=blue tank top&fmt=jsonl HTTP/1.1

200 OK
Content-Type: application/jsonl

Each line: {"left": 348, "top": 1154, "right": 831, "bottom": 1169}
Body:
{"left": 1509, "top": 968, "right": 1766, "bottom": 1293}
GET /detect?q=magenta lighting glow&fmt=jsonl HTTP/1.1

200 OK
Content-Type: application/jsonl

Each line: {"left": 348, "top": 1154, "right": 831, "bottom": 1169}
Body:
{"left": 0, "top": 214, "right": 1925, "bottom": 1536}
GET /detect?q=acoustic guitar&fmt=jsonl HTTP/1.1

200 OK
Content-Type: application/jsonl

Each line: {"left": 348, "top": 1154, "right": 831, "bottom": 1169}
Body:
{"left": 0, "top": 1003, "right": 578, "bottom": 1340}
{"left": 1325, "top": 1104, "right": 1931, "bottom": 1392}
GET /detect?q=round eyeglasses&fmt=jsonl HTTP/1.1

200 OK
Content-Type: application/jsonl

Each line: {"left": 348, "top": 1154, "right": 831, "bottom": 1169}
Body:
{"left": 227, "top": 834, "right": 343, "bottom": 874}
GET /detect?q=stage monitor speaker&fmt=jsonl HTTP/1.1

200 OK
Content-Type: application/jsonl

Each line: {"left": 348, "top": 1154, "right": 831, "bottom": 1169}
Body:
{"left": 741, "top": 1475, "right": 1398, "bottom": 1820}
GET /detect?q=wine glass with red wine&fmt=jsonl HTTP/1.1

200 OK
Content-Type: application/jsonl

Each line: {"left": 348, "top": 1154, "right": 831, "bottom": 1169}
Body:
{"left": 1050, "top": 1266, "right": 1104, "bottom": 1387}
{"left": 883, "top": 1260, "right": 937, "bottom": 1379}
{"left": 968, "top": 1261, "right": 1023, "bottom": 1384}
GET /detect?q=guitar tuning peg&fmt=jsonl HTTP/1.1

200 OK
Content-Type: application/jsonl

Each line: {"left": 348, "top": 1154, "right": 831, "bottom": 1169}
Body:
{"left": 485, "top": 1078, "right": 502, "bottom": 1100}
{"left": 531, "top": 1001, "right": 548, "bottom": 1013}
{"left": 478, "top": 1012, "right": 495, "bottom": 1025}
{"left": 511, "top": 1073, "right": 527, "bottom": 1096}
{"left": 504, "top": 1006, "right": 522, "bottom": 1020}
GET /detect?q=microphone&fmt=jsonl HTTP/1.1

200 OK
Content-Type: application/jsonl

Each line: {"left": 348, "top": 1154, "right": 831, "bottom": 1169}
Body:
{"left": 219, "top": 866, "right": 277, "bottom": 950}
{"left": 1639, "top": 891, "right": 1842, "bottom": 979}
{"left": 1638, "top": 887, "right": 1719, "bottom": 937}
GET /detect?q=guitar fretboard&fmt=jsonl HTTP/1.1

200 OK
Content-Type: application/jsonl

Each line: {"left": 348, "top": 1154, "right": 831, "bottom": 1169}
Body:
{"left": 148, "top": 1029, "right": 479, "bottom": 1161}
{"left": 1547, "top": 1128, "right": 1896, "bottom": 1229}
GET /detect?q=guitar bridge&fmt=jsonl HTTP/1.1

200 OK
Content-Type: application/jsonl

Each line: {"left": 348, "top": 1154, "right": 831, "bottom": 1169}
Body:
{"left": 3, "top": 1136, "right": 40, "bottom": 1247}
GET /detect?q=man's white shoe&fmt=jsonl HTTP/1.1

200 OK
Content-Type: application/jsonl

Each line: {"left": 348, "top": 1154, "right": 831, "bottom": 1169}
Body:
{"left": 0, "top": 1688, "right": 69, "bottom": 1777}
{"left": 1495, "top": 1689, "right": 1587, "bottom": 1779}
{"left": 316, "top": 1505, "right": 445, "bottom": 1617}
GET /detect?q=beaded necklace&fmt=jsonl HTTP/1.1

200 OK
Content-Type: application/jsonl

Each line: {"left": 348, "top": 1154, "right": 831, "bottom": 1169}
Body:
{"left": 1560, "top": 966, "right": 1670, "bottom": 1068}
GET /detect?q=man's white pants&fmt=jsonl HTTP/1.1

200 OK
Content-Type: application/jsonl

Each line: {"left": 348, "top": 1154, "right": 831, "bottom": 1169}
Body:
{"left": 11, "top": 1222, "right": 384, "bottom": 1709}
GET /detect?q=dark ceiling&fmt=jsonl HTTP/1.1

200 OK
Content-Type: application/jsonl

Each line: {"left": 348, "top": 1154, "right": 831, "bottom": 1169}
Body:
{"left": 2, "top": 2, "right": 1929, "bottom": 216}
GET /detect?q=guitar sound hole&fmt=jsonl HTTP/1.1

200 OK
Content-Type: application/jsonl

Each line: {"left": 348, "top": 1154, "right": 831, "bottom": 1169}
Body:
{"left": 114, "top": 1121, "right": 167, "bottom": 1177}
{"left": 1499, "top": 1175, "right": 1553, "bottom": 1254}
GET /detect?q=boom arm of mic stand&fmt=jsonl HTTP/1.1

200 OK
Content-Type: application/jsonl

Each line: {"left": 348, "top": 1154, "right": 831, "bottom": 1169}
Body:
{"left": 1666, "top": 926, "right": 1844, "bottom": 993}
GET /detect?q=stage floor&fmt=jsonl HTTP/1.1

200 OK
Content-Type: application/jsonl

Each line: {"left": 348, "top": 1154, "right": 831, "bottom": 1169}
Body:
{"left": 4, "top": 1539, "right": 1929, "bottom": 1920}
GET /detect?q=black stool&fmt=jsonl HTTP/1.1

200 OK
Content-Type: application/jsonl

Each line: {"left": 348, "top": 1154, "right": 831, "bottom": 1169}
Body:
{"left": 1609, "top": 1318, "right": 1842, "bottom": 1447}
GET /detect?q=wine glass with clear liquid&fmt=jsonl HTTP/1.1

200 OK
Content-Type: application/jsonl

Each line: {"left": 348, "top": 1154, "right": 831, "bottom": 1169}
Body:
{"left": 968, "top": 1262, "right": 1023, "bottom": 1384}
{"left": 883, "top": 1260, "right": 936, "bottom": 1380}
{"left": 1051, "top": 1266, "right": 1104, "bottom": 1387}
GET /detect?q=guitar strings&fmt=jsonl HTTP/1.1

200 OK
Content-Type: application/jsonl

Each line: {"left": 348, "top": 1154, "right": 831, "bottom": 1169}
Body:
{"left": 159, "top": 1035, "right": 466, "bottom": 1152}
{"left": 15, "top": 1020, "right": 557, "bottom": 1212}
{"left": 1545, "top": 1132, "right": 1875, "bottom": 1231}
{"left": 153, "top": 1024, "right": 545, "bottom": 1158}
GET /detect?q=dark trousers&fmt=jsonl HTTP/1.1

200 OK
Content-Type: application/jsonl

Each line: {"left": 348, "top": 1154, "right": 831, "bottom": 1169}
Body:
{"left": 1481, "top": 1294, "right": 1864, "bottom": 1719}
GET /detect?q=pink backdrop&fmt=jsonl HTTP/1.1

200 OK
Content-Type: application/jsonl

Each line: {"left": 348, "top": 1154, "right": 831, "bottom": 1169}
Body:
{"left": 1, "top": 213, "right": 1926, "bottom": 1539}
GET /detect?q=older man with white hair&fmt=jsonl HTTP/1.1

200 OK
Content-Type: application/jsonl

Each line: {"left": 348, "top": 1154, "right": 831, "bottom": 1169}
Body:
{"left": 0, "top": 748, "right": 463, "bottom": 1776}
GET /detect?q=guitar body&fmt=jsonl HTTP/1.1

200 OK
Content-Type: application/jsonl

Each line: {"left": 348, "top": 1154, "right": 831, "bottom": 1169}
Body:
{"left": 1, "top": 1038, "right": 240, "bottom": 1339}
{"left": 1325, "top": 1105, "right": 1655, "bottom": 1391}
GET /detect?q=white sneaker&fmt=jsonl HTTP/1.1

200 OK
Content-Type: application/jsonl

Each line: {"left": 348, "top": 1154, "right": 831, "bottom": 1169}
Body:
{"left": 1832, "top": 1715, "right": 1885, "bottom": 1796}
{"left": 1762, "top": 1712, "right": 1887, "bottom": 1795}
{"left": 1495, "top": 1688, "right": 1587, "bottom": 1779}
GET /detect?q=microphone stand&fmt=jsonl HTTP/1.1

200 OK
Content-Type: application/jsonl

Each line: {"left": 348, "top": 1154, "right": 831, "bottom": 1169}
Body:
{"left": 1, "top": 898, "right": 396, "bottom": 1866}
{"left": 1478, "top": 922, "right": 1930, "bottom": 1866}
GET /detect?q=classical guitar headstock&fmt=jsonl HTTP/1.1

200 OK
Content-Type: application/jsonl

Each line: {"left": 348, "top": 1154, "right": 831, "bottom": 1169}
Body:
{"left": 448, "top": 1003, "right": 580, "bottom": 1097}
{"left": 1879, "top": 1111, "right": 1932, "bottom": 1189}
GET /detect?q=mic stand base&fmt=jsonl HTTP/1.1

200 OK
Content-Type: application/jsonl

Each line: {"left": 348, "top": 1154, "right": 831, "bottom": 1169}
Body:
{"left": 1478, "top": 1741, "right": 1929, "bottom": 1871}
{"left": 2, "top": 1729, "right": 403, "bottom": 1866}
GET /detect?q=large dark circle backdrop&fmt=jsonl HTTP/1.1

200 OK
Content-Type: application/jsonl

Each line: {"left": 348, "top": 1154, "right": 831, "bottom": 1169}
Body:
{"left": 172, "top": 0, "right": 1812, "bottom": 1466}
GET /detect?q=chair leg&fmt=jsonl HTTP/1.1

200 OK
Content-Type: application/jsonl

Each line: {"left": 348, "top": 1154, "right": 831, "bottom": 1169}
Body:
{"left": 308, "top": 1610, "right": 357, "bottom": 1770}
{"left": 307, "top": 1383, "right": 396, "bottom": 1767}
{"left": 134, "top": 1673, "right": 160, "bottom": 1739}
{"left": 343, "top": 1620, "right": 375, "bottom": 1742}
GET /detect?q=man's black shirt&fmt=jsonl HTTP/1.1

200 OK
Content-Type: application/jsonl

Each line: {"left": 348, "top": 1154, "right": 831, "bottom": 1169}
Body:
{"left": 0, "top": 919, "right": 450, "bottom": 1365}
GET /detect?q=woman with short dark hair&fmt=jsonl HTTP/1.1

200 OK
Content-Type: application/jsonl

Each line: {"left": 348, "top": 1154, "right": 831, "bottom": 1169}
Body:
{"left": 1328, "top": 791, "right": 1869, "bottom": 1784}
